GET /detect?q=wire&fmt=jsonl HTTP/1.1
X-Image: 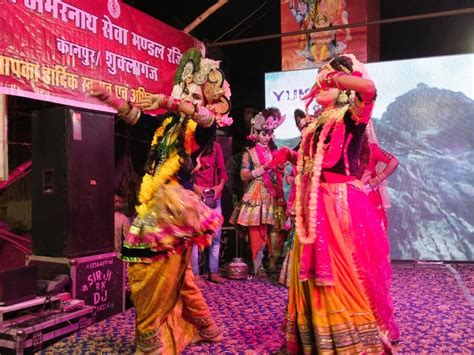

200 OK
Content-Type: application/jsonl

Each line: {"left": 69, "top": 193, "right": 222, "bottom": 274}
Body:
{"left": 212, "top": 0, "right": 269, "bottom": 43}
{"left": 230, "top": 1, "right": 279, "bottom": 40}
{"left": 208, "top": 7, "right": 474, "bottom": 47}
{"left": 0, "top": 140, "right": 32, "bottom": 146}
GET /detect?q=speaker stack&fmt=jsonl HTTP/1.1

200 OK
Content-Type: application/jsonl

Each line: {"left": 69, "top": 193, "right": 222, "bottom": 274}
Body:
{"left": 31, "top": 107, "right": 115, "bottom": 257}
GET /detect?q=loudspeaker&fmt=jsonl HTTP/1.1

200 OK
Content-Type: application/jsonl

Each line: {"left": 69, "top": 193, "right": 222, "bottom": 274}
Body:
{"left": 32, "top": 107, "right": 114, "bottom": 257}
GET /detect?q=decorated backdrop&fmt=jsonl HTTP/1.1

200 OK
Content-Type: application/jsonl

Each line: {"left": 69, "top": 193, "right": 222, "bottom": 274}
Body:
{"left": 280, "top": 0, "right": 368, "bottom": 70}
{"left": 0, "top": 0, "right": 199, "bottom": 112}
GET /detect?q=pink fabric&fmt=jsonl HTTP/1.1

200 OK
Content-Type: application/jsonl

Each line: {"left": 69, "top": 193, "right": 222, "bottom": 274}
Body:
{"left": 346, "top": 184, "right": 399, "bottom": 341}
{"left": 366, "top": 143, "right": 391, "bottom": 174}
{"left": 193, "top": 142, "right": 228, "bottom": 188}
{"left": 255, "top": 144, "right": 282, "bottom": 198}
{"left": 298, "top": 182, "right": 399, "bottom": 341}
{"left": 286, "top": 166, "right": 297, "bottom": 216}
{"left": 367, "top": 189, "right": 388, "bottom": 232}
{"left": 298, "top": 189, "right": 335, "bottom": 286}
{"left": 365, "top": 143, "right": 393, "bottom": 228}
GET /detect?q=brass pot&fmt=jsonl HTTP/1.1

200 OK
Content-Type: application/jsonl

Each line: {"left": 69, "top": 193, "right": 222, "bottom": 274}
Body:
{"left": 226, "top": 257, "right": 249, "bottom": 280}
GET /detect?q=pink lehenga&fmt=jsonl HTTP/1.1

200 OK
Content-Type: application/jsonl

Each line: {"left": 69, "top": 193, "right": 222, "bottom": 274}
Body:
{"left": 287, "top": 99, "right": 399, "bottom": 354}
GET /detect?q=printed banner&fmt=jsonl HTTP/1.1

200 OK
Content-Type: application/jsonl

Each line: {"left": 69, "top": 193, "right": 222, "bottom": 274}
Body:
{"left": 280, "top": 0, "right": 367, "bottom": 70}
{"left": 0, "top": 0, "right": 199, "bottom": 112}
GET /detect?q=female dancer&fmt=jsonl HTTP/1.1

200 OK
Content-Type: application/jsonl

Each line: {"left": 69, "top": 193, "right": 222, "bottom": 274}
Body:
{"left": 359, "top": 124, "right": 399, "bottom": 232}
{"left": 272, "top": 55, "right": 399, "bottom": 352}
{"left": 230, "top": 108, "right": 286, "bottom": 276}
{"left": 93, "top": 48, "right": 232, "bottom": 354}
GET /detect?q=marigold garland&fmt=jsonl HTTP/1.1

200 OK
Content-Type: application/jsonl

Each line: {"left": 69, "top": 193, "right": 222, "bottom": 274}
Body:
{"left": 136, "top": 114, "right": 197, "bottom": 218}
{"left": 295, "top": 106, "right": 349, "bottom": 244}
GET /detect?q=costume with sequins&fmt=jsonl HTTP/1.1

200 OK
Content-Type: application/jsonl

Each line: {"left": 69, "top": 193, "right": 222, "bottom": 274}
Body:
{"left": 286, "top": 57, "right": 398, "bottom": 354}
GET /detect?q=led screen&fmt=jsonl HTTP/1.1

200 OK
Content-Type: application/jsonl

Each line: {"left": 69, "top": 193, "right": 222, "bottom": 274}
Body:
{"left": 265, "top": 54, "right": 474, "bottom": 261}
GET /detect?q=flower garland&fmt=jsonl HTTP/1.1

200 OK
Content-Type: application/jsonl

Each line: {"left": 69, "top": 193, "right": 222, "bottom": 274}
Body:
{"left": 295, "top": 106, "right": 348, "bottom": 244}
{"left": 254, "top": 143, "right": 281, "bottom": 198}
{"left": 136, "top": 115, "right": 197, "bottom": 218}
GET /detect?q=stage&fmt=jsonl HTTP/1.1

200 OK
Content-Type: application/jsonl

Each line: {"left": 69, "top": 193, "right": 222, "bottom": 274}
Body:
{"left": 37, "top": 262, "right": 473, "bottom": 354}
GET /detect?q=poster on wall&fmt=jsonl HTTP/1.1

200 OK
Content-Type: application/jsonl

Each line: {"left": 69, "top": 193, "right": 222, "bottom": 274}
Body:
{"left": 266, "top": 53, "right": 474, "bottom": 261}
{"left": 280, "top": 0, "right": 367, "bottom": 71}
{"left": 0, "top": 0, "right": 199, "bottom": 112}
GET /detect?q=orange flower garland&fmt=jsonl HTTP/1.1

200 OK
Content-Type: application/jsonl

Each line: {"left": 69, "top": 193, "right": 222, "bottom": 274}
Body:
{"left": 295, "top": 106, "right": 349, "bottom": 244}
{"left": 136, "top": 115, "right": 197, "bottom": 218}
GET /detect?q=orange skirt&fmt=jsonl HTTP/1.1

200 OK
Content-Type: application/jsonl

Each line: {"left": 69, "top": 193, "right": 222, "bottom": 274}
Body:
{"left": 128, "top": 248, "right": 215, "bottom": 354}
{"left": 286, "top": 182, "right": 389, "bottom": 354}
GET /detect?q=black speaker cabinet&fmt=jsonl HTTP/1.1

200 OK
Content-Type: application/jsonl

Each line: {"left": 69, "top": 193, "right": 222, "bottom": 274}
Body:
{"left": 32, "top": 107, "right": 114, "bottom": 257}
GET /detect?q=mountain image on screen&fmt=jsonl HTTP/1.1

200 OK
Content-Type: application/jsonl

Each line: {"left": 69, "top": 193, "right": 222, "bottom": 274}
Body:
{"left": 375, "top": 83, "right": 474, "bottom": 261}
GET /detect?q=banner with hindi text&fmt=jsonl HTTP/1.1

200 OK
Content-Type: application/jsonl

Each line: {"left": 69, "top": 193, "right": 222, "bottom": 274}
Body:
{"left": 0, "top": 0, "right": 199, "bottom": 112}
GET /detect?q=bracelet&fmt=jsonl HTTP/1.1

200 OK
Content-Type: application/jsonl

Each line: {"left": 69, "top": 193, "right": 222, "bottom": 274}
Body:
{"left": 325, "top": 71, "right": 345, "bottom": 89}
{"left": 371, "top": 172, "right": 387, "bottom": 186}
{"left": 251, "top": 167, "right": 264, "bottom": 179}
{"left": 117, "top": 103, "right": 131, "bottom": 117}
{"left": 376, "top": 172, "right": 387, "bottom": 184}
{"left": 154, "top": 95, "right": 167, "bottom": 109}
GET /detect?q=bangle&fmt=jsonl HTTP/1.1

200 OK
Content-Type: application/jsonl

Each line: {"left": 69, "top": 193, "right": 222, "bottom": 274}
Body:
{"left": 118, "top": 103, "right": 140, "bottom": 125}
{"left": 117, "top": 103, "right": 131, "bottom": 117}
{"left": 251, "top": 167, "right": 264, "bottom": 179}
{"left": 376, "top": 172, "right": 387, "bottom": 184}
{"left": 325, "top": 71, "right": 344, "bottom": 89}
{"left": 155, "top": 95, "right": 167, "bottom": 109}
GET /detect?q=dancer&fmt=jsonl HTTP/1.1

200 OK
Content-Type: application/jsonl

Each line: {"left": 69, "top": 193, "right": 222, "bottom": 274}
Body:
{"left": 359, "top": 124, "right": 399, "bottom": 232}
{"left": 279, "top": 108, "right": 311, "bottom": 286}
{"left": 272, "top": 55, "right": 398, "bottom": 352}
{"left": 230, "top": 108, "right": 286, "bottom": 276}
{"left": 92, "top": 48, "right": 232, "bottom": 354}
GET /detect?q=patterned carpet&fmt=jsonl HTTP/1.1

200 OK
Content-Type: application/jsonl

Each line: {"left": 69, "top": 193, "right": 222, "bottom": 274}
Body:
{"left": 38, "top": 262, "right": 474, "bottom": 354}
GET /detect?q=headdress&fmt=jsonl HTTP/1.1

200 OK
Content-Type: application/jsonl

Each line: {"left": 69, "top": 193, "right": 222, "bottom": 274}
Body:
{"left": 247, "top": 107, "right": 285, "bottom": 141}
{"left": 171, "top": 48, "right": 232, "bottom": 126}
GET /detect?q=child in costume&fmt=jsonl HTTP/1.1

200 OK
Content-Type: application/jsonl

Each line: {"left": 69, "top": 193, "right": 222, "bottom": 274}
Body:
{"left": 230, "top": 108, "right": 287, "bottom": 276}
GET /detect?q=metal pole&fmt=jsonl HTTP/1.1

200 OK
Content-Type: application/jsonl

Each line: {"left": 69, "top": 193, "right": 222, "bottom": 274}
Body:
{"left": 207, "top": 8, "right": 474, "bottom": 47}
{"left": 183, "top": 0, "right": 229, "bottom": 34}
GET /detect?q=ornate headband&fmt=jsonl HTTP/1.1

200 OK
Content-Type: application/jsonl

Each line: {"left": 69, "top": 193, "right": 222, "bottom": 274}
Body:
{"left": 251, "top": 113, "right": 285, "bottom": 131}
{"left": 173, "top": 49, "right": 232, "bottom": 118}
{"left": 247, "top": 108, "right": 285, "bottom": 141}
